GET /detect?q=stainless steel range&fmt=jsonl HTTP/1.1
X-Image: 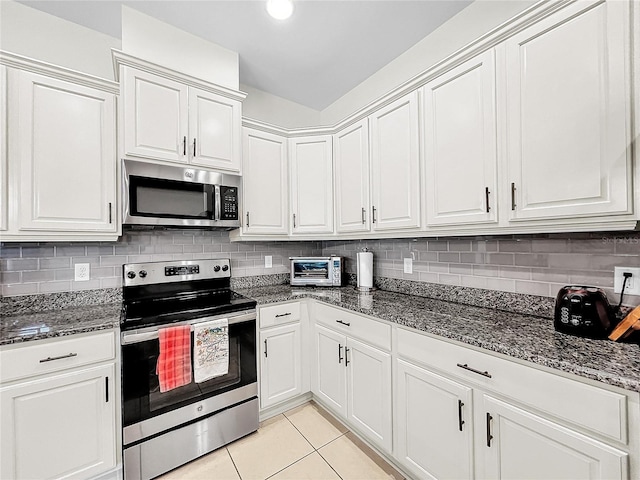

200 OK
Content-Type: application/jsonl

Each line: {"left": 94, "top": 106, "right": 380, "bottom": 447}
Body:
{"left": 120, "top": 259, "right": 258, "bottom": 480}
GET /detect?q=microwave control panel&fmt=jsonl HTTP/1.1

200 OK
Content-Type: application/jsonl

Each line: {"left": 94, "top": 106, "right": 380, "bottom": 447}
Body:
{"left": 220, "top": 186, "right": 238, "bottom": 220}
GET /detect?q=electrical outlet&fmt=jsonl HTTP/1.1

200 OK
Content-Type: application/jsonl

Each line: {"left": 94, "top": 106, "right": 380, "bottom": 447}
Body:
{"left": 404, "top": 257, "right": 413, "bottom": 274}
{"left": 264, "top": 255, "right": 273, "bottom": 268}
{"left": 614, "top": 267, "right": 640, "bottom": 295}
{"left": 74, "top": 263, "right": 90, "bottom": 282}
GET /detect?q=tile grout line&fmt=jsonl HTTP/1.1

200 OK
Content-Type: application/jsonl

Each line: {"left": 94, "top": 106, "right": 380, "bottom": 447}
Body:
{"left": 225, "top": 446, "right": 243, "bottom": 480}
{"left": 263, "top": 451, "right": 318, "bottom": 480}
{"left": 282, "top": 411, "right": 347, "bottom": 480}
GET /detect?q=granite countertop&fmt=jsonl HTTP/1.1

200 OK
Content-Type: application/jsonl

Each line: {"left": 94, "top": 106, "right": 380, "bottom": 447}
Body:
{"left": 0, "top": 303, "right": 121, "bottom": 346}
{"left": 237, "top": 285, "right": 640, "bottom": 394}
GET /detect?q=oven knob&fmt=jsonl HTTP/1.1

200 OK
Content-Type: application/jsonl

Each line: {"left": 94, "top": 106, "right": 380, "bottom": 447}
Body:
{"left": 214, "top": 265, "right": 221, "bottom": 272}
{"left": 126, "top": 271, "right": 136, "bottom": 279}
{"left": 139, "top": 270, "right": 147, "bottom": 278}
{"left": 222, "top": 265, "right": 229, "bottom": 272}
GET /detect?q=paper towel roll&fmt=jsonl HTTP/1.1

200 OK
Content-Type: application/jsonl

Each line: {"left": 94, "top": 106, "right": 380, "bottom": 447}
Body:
{"left": 357, "top": 251, "right": 374, "bottom": 290}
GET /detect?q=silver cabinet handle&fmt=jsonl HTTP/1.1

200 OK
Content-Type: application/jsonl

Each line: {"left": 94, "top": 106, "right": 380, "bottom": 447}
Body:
{"left": 458, "top": 400, "right": 465, "bottom": 431}
{"left": 338, "top": 344, "right": 343, "bottom": 363}
{"left": 183, "top": 136, "right": 187, "bottom": 156}
{"left": 293, "top": 213, "right": 296, "bottom": 228}
{"left": 275, "top": 312, "right": 291, "bottom": 318}
{"left": 372, "top": 206, "right": 377, "bottom": 224}
{"left": 457, "top": 363, "right": 492, "bottom": 378}
{"left": 264, "top": 339, "right": 268, "bottom": 358}
{"left": 193, "top": 138, "right": 197, "bottom": 157}
{"left": 108, "top": 202, "right": 112, "bottom": 223}
{"left": 361, "top": 207, "right": 366, "bottom": 224}
{"left": 336, "top": 319, "right": 350, "bottom": 327}
{"left": 246, "top": 212, "right": 250, "bottom": 228}
{"left": 345, "top": 347, "right": 350, "bottom": 367}
{"left": 511, "top": 182, "right": 516, "bottom": 211}
{"left": 486, "top": 413, "right": 493, "bottom": 447}
{"left": 40, "top": 352, "right": 77, "bottom": 363}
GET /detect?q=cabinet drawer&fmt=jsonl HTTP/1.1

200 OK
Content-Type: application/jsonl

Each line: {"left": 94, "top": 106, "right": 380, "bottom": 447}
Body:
{"left": 259, "top": 302, "right": 301, "bottom": 328}
{"left": 315, "top": 302, "right": 391, "bottom": 351}
{"left": 0, "top": 330, "right": 116, "bottom": 383}
{"left": 397, "top": 328, "right": 628, "bottom": 444}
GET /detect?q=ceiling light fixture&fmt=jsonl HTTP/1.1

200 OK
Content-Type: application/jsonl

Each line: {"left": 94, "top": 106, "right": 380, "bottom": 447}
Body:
{"left": 266, "top": 0, "right": 294, "bottom": 20}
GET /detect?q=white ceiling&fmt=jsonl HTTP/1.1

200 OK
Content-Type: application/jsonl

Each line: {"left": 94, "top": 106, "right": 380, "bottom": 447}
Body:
{"left": 17, "top": 1, "right": 472, "bottom": 110}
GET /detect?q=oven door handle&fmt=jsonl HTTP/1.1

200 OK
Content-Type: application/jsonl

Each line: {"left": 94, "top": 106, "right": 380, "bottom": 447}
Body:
{"left": 121, "top": 312, "right": 255, "bottom": 345}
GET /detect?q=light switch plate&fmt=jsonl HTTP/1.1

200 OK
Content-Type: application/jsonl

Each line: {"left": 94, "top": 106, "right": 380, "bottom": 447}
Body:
{"left": 265, "top": 256, "right": 273, "bottom": 268}
{"left": 74, "top": 263, "right": 90, "bottom": 282}
{"left": 404, "top": 257, "right": 413, "bottom": 274}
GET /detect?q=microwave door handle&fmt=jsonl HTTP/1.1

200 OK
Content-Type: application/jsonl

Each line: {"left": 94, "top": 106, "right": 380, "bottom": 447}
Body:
{"left": 214, "top": 185, "right": 221, "bottom": 221}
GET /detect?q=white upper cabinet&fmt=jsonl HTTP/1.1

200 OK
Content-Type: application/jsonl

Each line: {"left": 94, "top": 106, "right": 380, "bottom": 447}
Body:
{"left": 423, "top": 49, "right": 498, "bottom": 227}
{"left": 189, "top": 87, "right": 241, "bottom": 171}
{"left": 503, "top": 0, "right": 632, "bottom": 221}
{"left": 1, "top": 65, "right": 7, "bottom": 232}
{"left": 290, "top": 135, "right": 334, "bottom": 235}
{"left": 242, "top": 128, "right": 289, "bottom": 235}
{"left": 370, "top": 91, "right": 421, "bottom": 231}
{"left": 123, "top": 67, "right": 189, "bottom": 164}
{"left": 334, "top": 119, "right": 370, "bottom": 233}
{"left": 9, "top": 69, "right": 117, "bottom": 234}
{"left": 121, "top": 63, "right": 242, "bottom": 172}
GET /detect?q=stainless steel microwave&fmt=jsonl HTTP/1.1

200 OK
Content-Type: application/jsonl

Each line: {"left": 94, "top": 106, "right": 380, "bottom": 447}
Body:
{"left": 290, "top": 256, "right": 343, "bottom": 287}
{"left": 122, "top": 160, "right": 241, "bottom": 228}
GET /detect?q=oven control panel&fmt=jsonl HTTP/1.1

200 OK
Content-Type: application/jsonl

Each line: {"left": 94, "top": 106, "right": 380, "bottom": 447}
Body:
{"left": 124, "top": 259, "right": 231, "bottom": 286}
{"left": 165, "top": 265, "right": 200, "bottom": 276}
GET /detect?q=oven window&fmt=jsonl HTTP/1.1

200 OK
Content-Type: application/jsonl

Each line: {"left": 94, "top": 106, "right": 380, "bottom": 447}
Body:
{"left": 130, "top": 176, "right": 212, "bottom": 219}
{"left": 122, "top": 320, "right": 256, "bottom": 427}
{"left": 293, "top": 261, "right": 330, "bottom": 280}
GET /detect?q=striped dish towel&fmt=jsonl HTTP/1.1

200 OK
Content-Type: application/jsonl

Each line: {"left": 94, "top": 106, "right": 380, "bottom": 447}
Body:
{"left": 156, "top": 324, "right": 192, "bottom": 392}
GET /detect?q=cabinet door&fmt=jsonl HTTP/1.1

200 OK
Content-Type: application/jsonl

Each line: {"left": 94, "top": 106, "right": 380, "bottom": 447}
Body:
{"left": 290, "top": 136, "right": 334, "bottom": 234}
{"left": 504, "top": 0, "right": 631, "bottom": 221}
{"left": 395, "top": 359, "right": 473, "bottom": 480}
{"left": 370, "top": 91, "right": 421, "bottom": 231}
{"left": 334, "top": 119, "right": 370, "bottom": 233}
{"left": 1, "top": 65, "right": 7, "bottom": 231}
{"left": 260, "top": 323, "right": 302, "bottom": 409}
{"left": 242, "top": 128, "right": 289, "bottom": 234}
{"left": 313, "top": 325, "right": 347, "bottom": 416}
{"left": 0, "top": 364, "right": 116, "bottom": 480}
{"left": 481, "top": 395, "right": 628, "bottom": 480}
{"left": 122, "top": 67, "right": 189, "bottom": 163}
{"left": 12, "top": 70, "right": 117, "bottom": 232}
{"left": 423, "top": 50, "right": 497, "bottom": 226}
{"left": 346, "top": 337, "right": 392, "bottom": 453}
{"left": 189, "top": 87, "right": 241, "bottom": 172}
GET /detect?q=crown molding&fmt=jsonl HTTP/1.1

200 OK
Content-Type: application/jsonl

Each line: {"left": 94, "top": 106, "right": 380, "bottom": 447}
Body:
{"left": 0, "top": 50, "right": 119, "bottom": 94}
{"left": 112, "top": 49, "right": 247, "bottom": 102}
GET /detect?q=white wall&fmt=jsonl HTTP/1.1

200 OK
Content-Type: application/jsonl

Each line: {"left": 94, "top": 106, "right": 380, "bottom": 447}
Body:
{"left": 0, "top": 1, "right": 120, "bottom": 80}
{"left": 241, "top": 84, "right": 322, "bottom": 129}
{"left": 321, "top": 0, "right": 537, "bottom": 125}
{"left": 122, "top": 6, "right": 239, "bottom": 90}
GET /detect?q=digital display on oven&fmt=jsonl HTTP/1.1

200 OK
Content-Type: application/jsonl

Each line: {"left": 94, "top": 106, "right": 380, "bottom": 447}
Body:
{"left": 164, "top": 265, "right": 200, "bottom": 276}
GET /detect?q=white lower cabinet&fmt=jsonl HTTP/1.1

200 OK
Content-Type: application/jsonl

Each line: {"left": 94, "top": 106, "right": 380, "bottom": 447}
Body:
{"left": 395, "top": 328, "right": 634, "bottom": 480}
{"left": 260, "top": 323, "right": 302, "bottom": 409}
{"left": 395, "top": 359, "right": 473, "bottom": 480}
{"left": 313, "top": 319, "right": 392, "bottom": 453}
{"left": 481, "top": 395, "right": 628, "bottom": 480}
{"left": 0, "top": 331, "right": 118, "bottom": 480}
{"left": 258, "top": 302, "right": 308, "bottom": 410}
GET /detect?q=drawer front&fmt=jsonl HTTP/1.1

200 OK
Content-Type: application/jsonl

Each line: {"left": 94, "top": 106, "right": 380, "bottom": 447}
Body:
{"left": 0, "top": 330, "right": 116, "bottom": 383}
{"left": 315, "top": 302, "right": 391, "bottom": 351}
{"left": 397, "top": 328, "right": 628, "bottom": 444}
{"left": 259, "top": 302, "right": 302, "bottom": 328}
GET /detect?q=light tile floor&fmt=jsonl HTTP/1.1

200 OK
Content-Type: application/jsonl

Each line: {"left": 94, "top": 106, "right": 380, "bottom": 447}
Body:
{"left": 159, "top": 401, "right": 404, "bottom": 480}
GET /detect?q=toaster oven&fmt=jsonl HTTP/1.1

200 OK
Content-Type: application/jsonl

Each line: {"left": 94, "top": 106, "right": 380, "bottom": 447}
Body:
{"left": 290, "top": 257, "right": 343, "bottom": 287}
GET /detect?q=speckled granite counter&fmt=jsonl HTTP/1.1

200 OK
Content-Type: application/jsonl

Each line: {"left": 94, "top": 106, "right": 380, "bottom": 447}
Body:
{"left": 1, "top": 303, "right": 121, "bottom": 345}
{"left": 237, "top": 285, "right": 640, "bottom": 394}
